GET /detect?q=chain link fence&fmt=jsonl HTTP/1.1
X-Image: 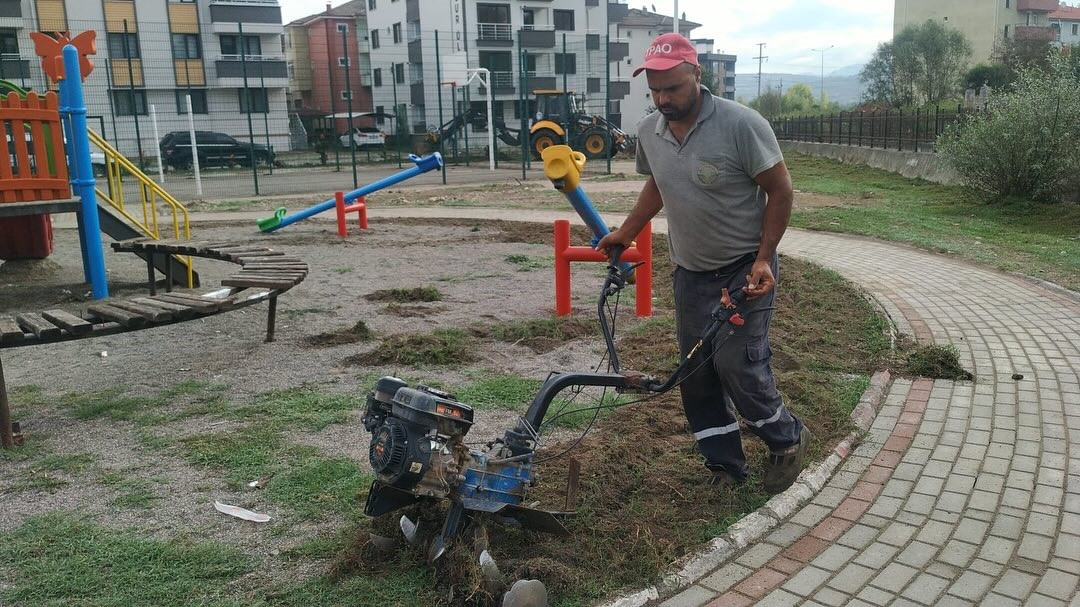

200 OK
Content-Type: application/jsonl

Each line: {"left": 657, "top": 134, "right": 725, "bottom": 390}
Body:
{"left": 4, "top": 19, "right": 630, "bottom": 202}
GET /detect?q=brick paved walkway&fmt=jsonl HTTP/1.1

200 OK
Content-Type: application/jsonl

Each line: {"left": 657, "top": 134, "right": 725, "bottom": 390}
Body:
{"left": 655, "top": 230, "right": 1080, "bottom": 607}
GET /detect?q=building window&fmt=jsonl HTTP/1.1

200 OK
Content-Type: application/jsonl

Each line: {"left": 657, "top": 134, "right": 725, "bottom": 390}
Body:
{"left": 555, "top": 53, "right": 576, "bottom": 74}
{"left": 368, "top": 0, "right": 376, "bottom": 9}
{"left": 394, "top": 63, "right": 404, "bottom": 84}
{"left": 1005, "top": 0, "right": 1010, "bottom": 7}
{"left": 341, "top": 90, "right": 353, "bottom": 100}
{"left": 1004, "top": 25, "right": 1010, "bottom": 38}
{"left": 112, "top": 90, "right": 147, "bottom": 116}
{"left": 371, "top": 29, "right": 380, "bottom": 49}
{"left": 375, "top": 105, "right": 385, "bottom": 124}
{"left": 337, "top": 23, "right": 349, "bottom": 33}
{"left": 171, "top": 33, "right": 201, "bottom": 59}
{"left": 553, "top": 9, "right": 575, "bottom": 31}
{"left": 0, "top": 30, "right": 18, "bottom": 55}
{"left": 175, "top": 89, "right": 208, "bottom": 114}
{"left": 476, "top": 3, "right": 511, "bottom": 24}
{"left": 1074, "top": 23, "right": 1078, "bottom": 35}
{"left": 373, "top": 68, "right": 382, "bottom": 86}
{"left": 107, "top": 33, "right": 140, "bottom": 59}
{"left": 393, "top": 22, "right": 402, "bottom": 43}
{"left": 338, "top": 57, "right": 350, "bottom": 67}
{"left": 220, "top": 35, "right": 261, "bottom": 56}
{"left": 239, "top": 88, "right": 269, "bottom": 113}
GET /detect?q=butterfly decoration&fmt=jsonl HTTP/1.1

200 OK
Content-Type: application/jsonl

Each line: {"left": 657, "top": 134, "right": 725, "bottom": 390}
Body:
{"left": 29, "top": 30, "right": 97, "bottom": 83}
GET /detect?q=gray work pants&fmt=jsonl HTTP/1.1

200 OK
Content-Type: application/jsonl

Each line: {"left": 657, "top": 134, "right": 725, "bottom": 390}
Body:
{"left": 673, "top": 254, "right": 803, "bottom": 480}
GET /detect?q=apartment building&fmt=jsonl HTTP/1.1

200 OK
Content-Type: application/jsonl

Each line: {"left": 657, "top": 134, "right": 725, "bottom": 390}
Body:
{"left": 364, "top": 0, "right": 618, "bottom": 142}
{"left": 285, "top": 0, "right": 374, "bottom": 141}
{"left": 608, "top": 6, "right": 699, "bottom": 131}
{"left": 1050, "top": 4, "right": 1080, "bottom": 45}
{"left": 693, "top": 38, "right": 736, "bottom": 100}
{"left": 0, "top": 0, "right": 289, "bottom": 158}
{"left": 894, "top": 0, "right": 1062, "bottom": 64}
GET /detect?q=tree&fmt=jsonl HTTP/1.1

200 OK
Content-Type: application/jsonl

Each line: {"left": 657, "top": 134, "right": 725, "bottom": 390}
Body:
{"left": 993, "top": 37, "right": 1054, "bottom": 81}
{"left": 749, "top": 89, "right": 782, "bottom": 117}
{"left": 700, "top": 65, "right": 721, "bottom": 93}
{"left": 964, "top": 63, "right": 1012, "bottom": 90}
{"left": 938, "top": 51, "right": 1080, "bottom": 202}
{"left": 860, "top": 20, "right": 972, "bottom": 107}
{"left": 782, "top": 83, "right": 818, "bottom": 114}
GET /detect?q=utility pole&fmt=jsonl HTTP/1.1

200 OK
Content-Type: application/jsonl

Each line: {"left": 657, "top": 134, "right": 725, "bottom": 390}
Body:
{"left": 754, "top": 42, "right": 767, "bottom": 99}
{"left": 811, "top": 45, "right": 834, "bottom": 105}
{"left": 673, "top": 0, "right": 679, "bottom": 37}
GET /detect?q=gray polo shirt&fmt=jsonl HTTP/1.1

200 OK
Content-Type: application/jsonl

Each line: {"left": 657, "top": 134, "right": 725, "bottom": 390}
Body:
{"left": 636, "top": 88, "right": 783, "bottom": 271}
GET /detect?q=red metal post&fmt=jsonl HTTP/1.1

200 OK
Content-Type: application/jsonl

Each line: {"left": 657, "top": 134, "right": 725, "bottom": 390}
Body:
{"left": 357, "top": 195, "right": 368, "bottom": 230}
{"left": 555, "top": 219, "right": 572, "bottom": 316}
{"left": 553, "top": 219, "right": 652, "bottom": 317}
{"left": 335, "top": 191, "right": 347, "bottom": 237}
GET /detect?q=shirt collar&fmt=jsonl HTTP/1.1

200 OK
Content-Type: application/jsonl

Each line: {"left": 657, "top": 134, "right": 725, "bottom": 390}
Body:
{"left": 655, "top": 85, "right": 716, "bottom": 137}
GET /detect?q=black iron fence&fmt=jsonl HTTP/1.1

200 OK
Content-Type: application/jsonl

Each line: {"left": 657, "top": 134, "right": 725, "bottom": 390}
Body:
{"left": 772, "top": 106, "right": 975, "bottom": 153}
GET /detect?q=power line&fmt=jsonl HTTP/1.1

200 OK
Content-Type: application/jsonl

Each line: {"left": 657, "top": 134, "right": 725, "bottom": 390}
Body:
{"left": 753, "top": 42, "right": 768, "bottom": 99}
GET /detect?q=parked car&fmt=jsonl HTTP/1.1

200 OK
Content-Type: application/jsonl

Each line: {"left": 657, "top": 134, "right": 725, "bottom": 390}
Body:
{"left": 6, "top": 129, "right": 106, "bottom": 176}
{"left": 338, "top": 126, "right": 386, "bottom": 150}
{"left": 159, "top": 131, "right": 274, "bottom": 170}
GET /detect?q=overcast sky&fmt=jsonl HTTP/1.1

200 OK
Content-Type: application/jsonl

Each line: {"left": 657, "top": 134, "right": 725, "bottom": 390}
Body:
{"left": 278, "top": 0, "right": 894, "bottom": 76}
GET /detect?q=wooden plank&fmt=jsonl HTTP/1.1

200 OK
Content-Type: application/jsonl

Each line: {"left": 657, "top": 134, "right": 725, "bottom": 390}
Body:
{"left": 130, "top": 297, "right": 198, "bottom": 320}
{"left": 41, "top": 309, "right": 93, "bottom": 336}
{"left": 0, "top": 317, "right": 26, "bottom": 343}
{"left": 221, "top": 277, "right": 297, "bottom": 290}
{"left": 15, "top": 312, "right": 62, "bottom": 339}
{"left": 237, "top": 256, "right": 303, "bottom": 264}
{"left": 232, "top": 250, "right": 285, "bottom": 259}
{"left": 0, "top": 199, "right": 81, "bottom": 218}
{"left": 236, "top": 272, "right": 306, "bottom": 282}
{"left": 86, "top": 303, "right": 149, "bottom": 329}
{"left": 107, "top": 300, "right": 174, "bottom": 323}
{"left": 152, "top": 293, "right": 222, "bottom": 312}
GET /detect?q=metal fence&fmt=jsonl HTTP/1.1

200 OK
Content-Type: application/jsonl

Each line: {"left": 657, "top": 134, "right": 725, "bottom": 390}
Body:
{"left": 771, "top": 106, "right": 974, "bottom": 153}
{"left": 3, "top": 18, "right": 628, "bottom": 201}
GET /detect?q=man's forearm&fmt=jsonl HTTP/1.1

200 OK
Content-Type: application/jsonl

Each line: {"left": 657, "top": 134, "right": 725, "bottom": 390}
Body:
{"left": 757, "top": 190, "right": 792, "bottom": 261}
{"left": 620, "top": 176, "right": 664, "bottom": 237}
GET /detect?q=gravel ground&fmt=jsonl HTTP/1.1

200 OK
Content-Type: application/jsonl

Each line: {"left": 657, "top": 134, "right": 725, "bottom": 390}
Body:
{"left": 0, "top": 216, "right": 621, "bottom": 576}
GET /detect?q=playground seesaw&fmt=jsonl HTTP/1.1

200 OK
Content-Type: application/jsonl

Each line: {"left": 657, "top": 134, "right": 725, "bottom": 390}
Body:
{"left": 257, "top": 153, "right": 444, "bottom": 232}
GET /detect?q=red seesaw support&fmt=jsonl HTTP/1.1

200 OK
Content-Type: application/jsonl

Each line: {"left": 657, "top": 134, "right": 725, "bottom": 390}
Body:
{"left": 554, "top": 218, "right": 652, "bottom": 317}
{"left": 335, "top": 191, "right": 368, "bottom": 237}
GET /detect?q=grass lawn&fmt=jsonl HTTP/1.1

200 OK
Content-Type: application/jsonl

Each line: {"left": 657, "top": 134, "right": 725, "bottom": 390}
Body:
{"left": 786, "top": 152, "right": 1080, "bottom": 291}
{"left": 786, "top": 153, "right": 1080, "bottom": 291}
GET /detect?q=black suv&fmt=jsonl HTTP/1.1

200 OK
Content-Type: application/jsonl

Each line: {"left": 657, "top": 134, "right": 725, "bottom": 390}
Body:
{"left": 159, "top": 131, "right": 274, "bottom": 170}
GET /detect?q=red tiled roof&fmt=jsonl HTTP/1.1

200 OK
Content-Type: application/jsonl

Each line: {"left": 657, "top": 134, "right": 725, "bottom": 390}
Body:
{"left": 1050, "top": 4, "right": 1080, "bottom": 19}
{"left": 1017, "top": 0, "right": 1060, "bottom": 12}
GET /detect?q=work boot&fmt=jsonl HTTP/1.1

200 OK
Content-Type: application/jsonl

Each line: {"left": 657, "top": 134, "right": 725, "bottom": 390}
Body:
{"left": 763, "top": 426, "right": 811, "bottom": 495}
{"left": 707, "top": 469, "right": 745, "bottom": 489}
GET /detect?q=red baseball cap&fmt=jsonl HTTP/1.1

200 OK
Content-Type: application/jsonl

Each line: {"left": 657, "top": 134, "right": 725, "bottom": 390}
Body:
{"left": 633, "top": 33, "right": 699, "bottom": 77}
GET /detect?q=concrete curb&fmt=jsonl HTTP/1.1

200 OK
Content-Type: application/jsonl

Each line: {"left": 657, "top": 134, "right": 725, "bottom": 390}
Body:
{"left": 598, "top": 369, "right": 893, "bottom": 607}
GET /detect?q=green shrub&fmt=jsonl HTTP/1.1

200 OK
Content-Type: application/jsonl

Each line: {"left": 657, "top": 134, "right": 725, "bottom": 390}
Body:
{"left": 939, "top": 52, "right": 1080, "bottom": 202}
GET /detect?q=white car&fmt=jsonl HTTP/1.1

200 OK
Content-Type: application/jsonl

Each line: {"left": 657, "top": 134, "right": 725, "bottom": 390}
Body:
{"left": 339, "top": 126, "right": 386, "bottom": 150}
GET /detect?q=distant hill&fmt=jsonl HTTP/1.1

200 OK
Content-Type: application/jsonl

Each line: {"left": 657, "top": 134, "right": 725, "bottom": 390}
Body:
{"left": 830, "top": 63, "right": 865, "bottom": 77}
{"left": 733, "top": 72, "right": 866, "bottom": 106}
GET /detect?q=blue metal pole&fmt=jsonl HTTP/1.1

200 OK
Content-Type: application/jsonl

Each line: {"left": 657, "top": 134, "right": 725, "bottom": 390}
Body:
{"left": 56, "top": 63, "right": 91, "bottom": 283}
{"left": 259, "top": 153, "right": 443, "bottom": 232}
{"left": 564, "top": 186, "right": 634, "bottom": 279}
{"left": 60, "top": 45, "right": 108, "bottom": 299}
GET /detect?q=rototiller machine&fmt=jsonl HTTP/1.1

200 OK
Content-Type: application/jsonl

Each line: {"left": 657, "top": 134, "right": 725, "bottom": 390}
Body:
{"left": 360, "top": 146, "right": 751, "bottom": 563}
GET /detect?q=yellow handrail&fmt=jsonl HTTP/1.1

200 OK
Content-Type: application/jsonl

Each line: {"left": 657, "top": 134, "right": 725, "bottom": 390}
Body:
{"left": 87, "top": 129, "right": 194, "bottom": 288}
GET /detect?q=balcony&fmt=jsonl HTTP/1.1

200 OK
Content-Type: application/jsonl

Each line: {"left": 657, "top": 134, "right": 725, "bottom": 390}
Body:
{"left": 608, "top": 1, "right": 629, "bottom": 23}
{"left": 1015, "top": 25, "right": 1058, "bottom": 41}
{"left": 609, "top": 39, "right": 629, "bottom": 61}
{"left": 408, "top": 40, "right": 423, "bottom": 63}
{"left": 410, "top": 83, "right": 425, "bottom": 105}
{"left": 477, "top": 23, "right": 513, "bottom": 47}
{"left": 523, "top": 73, "right": 556, "bottom": 90}
{"left": 1017, "top": 0, "right": 1060, "bottom": 11}
{"left": 209, "top": 1, "right": 282, "bottom": 34}
{"left": 0, "top": 0, "right": 22, "bottom": 26}
{"left": 609, "top": 78, "right": 629, "bottom": 98}
{"left": 0, "top": 54, "right": 30, "bottom": 80}
{"left": 215, "top": 56, "right": 288, "bottom": 84}
{"left": 519, "top": 27, "right": 555, "bottom": 48}
{"left": 476, "top": 70, "right": 514, "bottom": 95}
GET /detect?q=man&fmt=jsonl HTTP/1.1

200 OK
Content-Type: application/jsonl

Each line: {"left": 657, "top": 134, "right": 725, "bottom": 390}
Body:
{"left": 596, "top": 33, "right": 809, "bottom": 494}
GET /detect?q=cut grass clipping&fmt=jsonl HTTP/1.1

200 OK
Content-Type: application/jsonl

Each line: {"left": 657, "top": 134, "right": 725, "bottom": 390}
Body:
{"left": 904, "top": 343, "right": 974, "bottom": 381}
{"left": 304, "top": 320, "right": 373, "bottom": 347}
{"left": 364, "top": 286, "right": 443, "bottom": 303}
{"left": 346, "top": 328, "right": 476, "bottom": 367}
